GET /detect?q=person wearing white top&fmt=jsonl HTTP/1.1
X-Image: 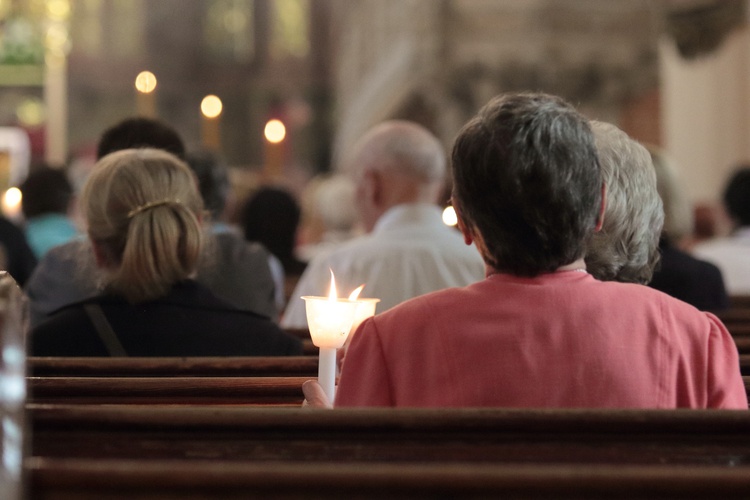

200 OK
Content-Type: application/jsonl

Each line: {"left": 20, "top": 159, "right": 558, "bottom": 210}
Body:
{"left": 693, "top": 167, "right": 750, "bottom": 295}
{"left": 281, "top": 121, "right": 485, "bottom": 328}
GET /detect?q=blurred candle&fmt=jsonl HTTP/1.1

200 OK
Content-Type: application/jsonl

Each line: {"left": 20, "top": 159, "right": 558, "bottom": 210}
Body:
{"left": 135, "top": 71, "right": 157, "bottom": 118}
{"left": 201, "top": 95, "right": 223, "bottom": 151}
{"left": 263, "top": 119, "right": 285, "bottom": 180}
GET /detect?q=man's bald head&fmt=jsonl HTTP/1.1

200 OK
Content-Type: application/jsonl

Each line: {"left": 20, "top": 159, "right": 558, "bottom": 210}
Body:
{"left": 347, "top": 121, "right": 446, "bottom": 231}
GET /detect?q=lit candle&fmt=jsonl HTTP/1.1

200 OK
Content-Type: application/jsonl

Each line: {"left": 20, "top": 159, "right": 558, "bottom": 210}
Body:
{"left": 201, "top": 95, "right": 223, "bottom": 151}
{"left": 263, "top": 119, "right": 285, "bottom": 180}
{"left": 302, "top": 271, "right": 359, "bottom": 403}
{"left": 135, "top": 71, "right": 157, "bottom": 118}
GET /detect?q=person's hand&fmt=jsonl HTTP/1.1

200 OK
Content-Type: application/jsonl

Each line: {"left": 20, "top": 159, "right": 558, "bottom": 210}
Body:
{"left": 301, "top": 379, "right": 333, "bottom": 408}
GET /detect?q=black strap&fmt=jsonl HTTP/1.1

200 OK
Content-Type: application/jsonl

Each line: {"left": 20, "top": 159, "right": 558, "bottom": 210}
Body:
{"left": 83, "top": 304, "right": 128, "bottom": 357}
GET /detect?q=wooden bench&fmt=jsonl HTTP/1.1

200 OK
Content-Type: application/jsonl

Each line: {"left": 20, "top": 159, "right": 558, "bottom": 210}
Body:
{"left": 29, "top": 405, "right": 750, "bottom": 465}
{"left": 28, "top": 356, "right": 318, "bottom": 377}
{"left": 27, "top": 376, "right": 308, "bottom": 405}
{"left": 27, "top": 458, "right": 750, "bottom": 499}
{"left": 26, "top": 374, "right": 750, "bottom": 406}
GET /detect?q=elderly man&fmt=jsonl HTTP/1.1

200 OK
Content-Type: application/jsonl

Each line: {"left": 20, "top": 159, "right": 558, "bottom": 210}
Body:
{"left": 305, "top": 92, "right": 746, "bottom": 409}
{"left": 281, "top": 120, "right": 485, "bottom": 328}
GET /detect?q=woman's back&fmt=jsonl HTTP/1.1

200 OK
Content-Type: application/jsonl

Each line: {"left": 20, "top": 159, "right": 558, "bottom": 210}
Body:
{"left": 31, "top": 280, "right": 301, "bottom": 356}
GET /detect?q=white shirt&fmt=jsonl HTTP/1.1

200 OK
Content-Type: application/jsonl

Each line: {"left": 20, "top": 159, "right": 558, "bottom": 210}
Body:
{"left": 281, "top": 203, "right": 486, "bottom": 328}
{"left": 692, "top": 227, "right": 750, "bottom": 295}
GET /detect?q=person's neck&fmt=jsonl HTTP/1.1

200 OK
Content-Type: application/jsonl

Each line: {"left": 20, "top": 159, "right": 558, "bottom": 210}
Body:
{"left": 484, "top": 258, "right": 587, "bottom": 278}
{"left": 555, "top": 258, "right": 587, "bottom": 272}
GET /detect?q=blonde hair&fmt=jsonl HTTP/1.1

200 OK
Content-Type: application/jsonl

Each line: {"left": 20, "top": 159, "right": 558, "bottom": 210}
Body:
{"left": 81, "top": 148, "right": 204, "bottom": 303}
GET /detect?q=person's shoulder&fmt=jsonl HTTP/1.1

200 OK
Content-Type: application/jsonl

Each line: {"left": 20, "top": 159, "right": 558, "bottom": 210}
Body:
{"left": 210, "top": 230, "right": 270, "bottom": 260}
{"left": 595, "top": 278, "right": 715, "bottom": 325}
{"left": 372, "top": 284, "right": 475, "bottom": 322}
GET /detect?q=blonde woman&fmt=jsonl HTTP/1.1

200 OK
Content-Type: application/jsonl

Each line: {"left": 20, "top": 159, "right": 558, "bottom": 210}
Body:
{"left": 31, "top": 149, "right": 301, "bottom": 356}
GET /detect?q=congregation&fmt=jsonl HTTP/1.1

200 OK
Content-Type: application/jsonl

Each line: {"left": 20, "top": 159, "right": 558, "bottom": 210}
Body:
{"left": 0, "top": 89, "right": 745, "bottom": 410}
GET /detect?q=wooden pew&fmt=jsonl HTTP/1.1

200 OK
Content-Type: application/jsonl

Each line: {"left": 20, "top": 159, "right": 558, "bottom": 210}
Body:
{"left": 28, "top": 356, "right": 318, "bottom": 377}
{"left": 27, "top": 376, "right": 308, "bottom": 405}
{"left": 29, "top": 405, "right": 750, "bottom": 465}
{"left": 27, "top": 458, "right": 750, "bottom": 499}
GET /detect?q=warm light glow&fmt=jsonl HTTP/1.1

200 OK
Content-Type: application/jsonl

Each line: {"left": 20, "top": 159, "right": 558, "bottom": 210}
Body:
{"left": 201, "top": 95, "right": 223, "bottom": 118}
{"left": 46, "top": 0, "right": 71, "bottom": 20}
{"left": 16, "top": 99, "right": 45, "bottom": 127}
{"left": 348, "top": 284, "right": 365, "bottom": 301}
{"left": 264, "top": 119, "right": 286, "bottom": 144}
{"left": 442, "top": 206, "right": 458, "bottom": 226}
{"left": 135, "top": 71, "right": 157, "bottom": 94}
{"left": 2, "top": 188, "right": 22, "bottom": 219}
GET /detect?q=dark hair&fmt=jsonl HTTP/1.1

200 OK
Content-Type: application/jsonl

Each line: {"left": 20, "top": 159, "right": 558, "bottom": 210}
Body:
{"left": 724, "top": 166, "right": 750, "bottom": 227}
{"left": 97, "top": 117, "right": 185, "bottom": 160}
{"left": 185, "top": 151, "right": 230, "bottom": 218}
{"left": 240, "top": 187, "right": 300, "bottom": 264}
{"left": 20, "top": 166, "right": 73, "bottom": 218}
{"left": 451, "top": 92, "right": 602, "bottom": 276}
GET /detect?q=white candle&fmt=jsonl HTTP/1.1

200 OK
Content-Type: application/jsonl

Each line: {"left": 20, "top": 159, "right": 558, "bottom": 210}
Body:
{"left": 302, "top": 272, "right": 359, "bottom": 403}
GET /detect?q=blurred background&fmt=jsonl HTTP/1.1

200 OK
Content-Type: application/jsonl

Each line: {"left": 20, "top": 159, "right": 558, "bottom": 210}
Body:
{"left": 0, "top": 0, "right": 747, "bottom": 215}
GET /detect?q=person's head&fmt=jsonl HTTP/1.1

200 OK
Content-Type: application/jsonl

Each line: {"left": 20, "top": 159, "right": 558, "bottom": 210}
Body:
{"left": 240, "top": 186, "right": 300, "bottom": 263}
{"left": 723, "top": 166, "right": 750, "bottom": 228}
{"left": 82, "top": 148, "right": 204, "bottom": 303}
{"left": 185, "top": 150, "right": 230, "bottom": 220}
{"left": 585, "top": 121, "right": 663, "bottom": 284}
{"left": 346, "top": 120, "right": 446, "bottom": 231}
{"left": 451, "top": 92, "right": 602, "bottom": 276}
{"left": 96, "top": 117, "right": 185, "bottom": 160}
{"left": 20, "top": 165, "right": 73, "bottom": 219}
{"left": 649, "top": 146, "right": 693, "bottom": 244}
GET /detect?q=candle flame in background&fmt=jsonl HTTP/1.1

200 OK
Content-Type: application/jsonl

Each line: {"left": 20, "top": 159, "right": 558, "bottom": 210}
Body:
{"left": 135, "top": 71, "right": 157, "bottom": 94}
{"left": 327, "top": 269, "right": 337, "bottom": 301}
{"left": 201, "top": 95, "right": 223, "bottom": 118}
{"left": 2, "top": 188, "right": 22, "bottom": 219}
{"left": 264, "top": 119, "right": 286, "bottom": 143}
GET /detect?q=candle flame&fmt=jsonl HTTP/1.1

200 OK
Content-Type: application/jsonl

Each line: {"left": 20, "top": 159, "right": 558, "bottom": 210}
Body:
{"left": 348, "top": 284, "right": 365, "bottom": 301}
{"left": 327, "top": 270, "right": 337, "bottom": 301}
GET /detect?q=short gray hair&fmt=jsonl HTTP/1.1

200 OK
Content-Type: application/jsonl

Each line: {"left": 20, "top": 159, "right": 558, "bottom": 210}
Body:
{"left": 586, "top": 121, "right": 663, "bottom": 284}
{"left": 350, "top": 120, "right": 446, "bottom": 183}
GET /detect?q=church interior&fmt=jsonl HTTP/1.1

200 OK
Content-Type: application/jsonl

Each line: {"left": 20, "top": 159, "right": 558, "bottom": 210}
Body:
{"left": 3, "top": 1, "right": 750, "bottom": 498}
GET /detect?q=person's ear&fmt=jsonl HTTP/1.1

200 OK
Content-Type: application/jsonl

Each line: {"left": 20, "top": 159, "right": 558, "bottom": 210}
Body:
{"left": 91, "top": 240, "right": 113, "bottom": 269}
{"left": 595, "top": 183, "right": 606, "bottom": 232}
{"left": 453, "top": 203, "right": 474, "bottom": 245}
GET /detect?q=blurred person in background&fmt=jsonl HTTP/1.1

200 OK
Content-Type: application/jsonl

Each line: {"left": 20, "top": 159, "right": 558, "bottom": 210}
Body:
{"left": 282, "top": 120, "right": 484, "bottom": 329}
{"left": 30, "top": 149, "right": 301, "bottom": 357}
{"left": 648, "top": 147, "right": 728, "bottom": 311}
{"left": 20, "top": 164, "right": 78, "bottom": 259}
{"left": 692, "top": 165, "right": 750, "bottom": 296}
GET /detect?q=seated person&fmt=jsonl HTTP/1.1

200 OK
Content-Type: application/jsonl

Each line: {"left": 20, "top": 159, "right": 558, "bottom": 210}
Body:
{"left": 692, "top": 166, "right": 750, "bottom": 296}
{"left": 30, "top": 149, "right": 302, "bottom": 357}
{"left": 283, "top": 121, "right": 485, "bottom": 328}
{"left": 25, "top": 118, "right": 278, "bottom": 326}
{"left": 648, "top": 147, "right": 728, "bottom": 311}
{"left": 585, "top": 121, "right": 662, "bottom": 284}
{"left": 305, "top": 92, "right": 746, "bottom": 409}
{"left": 20, "top": 165, "right": 79, "bottom": 259}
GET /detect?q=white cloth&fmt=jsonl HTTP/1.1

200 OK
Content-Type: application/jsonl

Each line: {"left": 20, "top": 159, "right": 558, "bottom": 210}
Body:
{"left": 692, "top": 227, "right": 750, "bottom": 295}
{"left": 281, "top": 203, "right": 486, "bottom": 328}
